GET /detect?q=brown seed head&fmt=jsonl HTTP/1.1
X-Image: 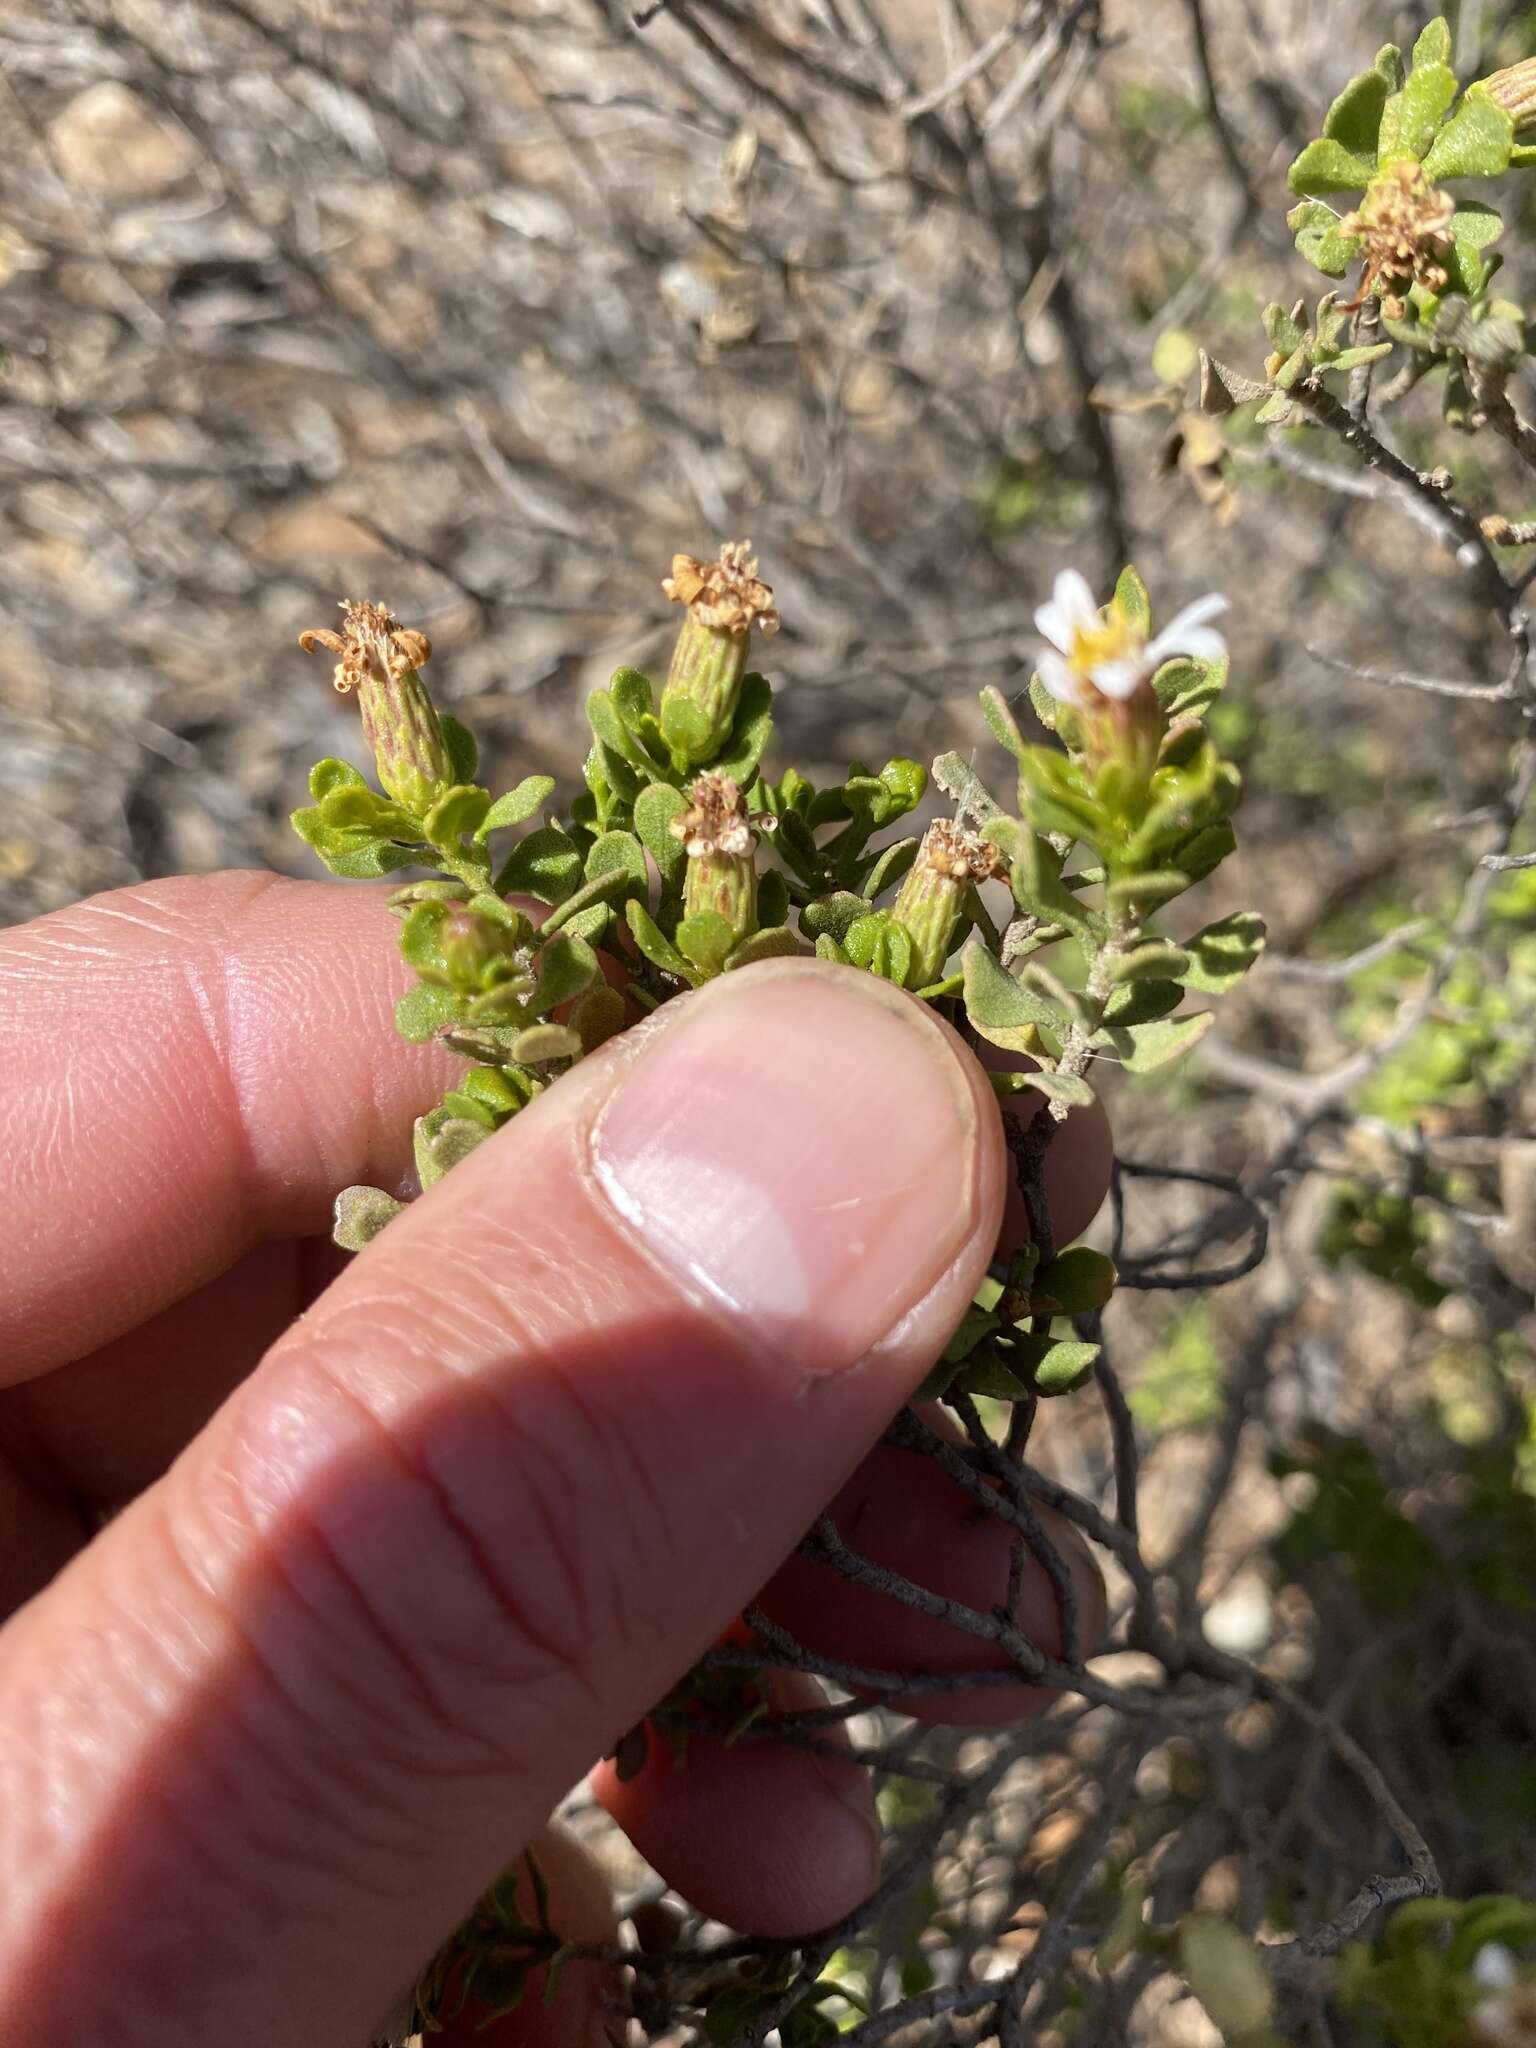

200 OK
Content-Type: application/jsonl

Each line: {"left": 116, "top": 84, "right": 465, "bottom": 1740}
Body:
{"left": 662, "top": 541, "right": 779, "bottom": 638}
{"left": 1341, "top": 160, "right": 1456, "bottom": 319}
{"left": 668, "top": 771, "right": 762, "bottom": 859}
{"left": 918, "top": 818, "right": 1006, "bottom": 884}
{"left": 299, "top": 599, "right": 433, "bottom": 695}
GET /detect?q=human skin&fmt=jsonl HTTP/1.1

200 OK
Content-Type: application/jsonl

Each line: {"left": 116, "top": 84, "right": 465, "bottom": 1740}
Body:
{"left": 0, "top": 872, "right": 1110, "bottom": 2047}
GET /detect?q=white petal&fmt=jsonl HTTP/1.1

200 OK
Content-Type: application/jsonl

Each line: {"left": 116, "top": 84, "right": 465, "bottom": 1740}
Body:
{"left": 1034, "top": 569, "right": 1099, "bottom": 652}
{"left": 1090, "top": 657, "right": 1144, "bottom": 700}
{"left": 1146, "top": 593, "right": 1228, "bottom": 666}
{"left": 1036, "top": 650, "right": 1082, "bottom": 706}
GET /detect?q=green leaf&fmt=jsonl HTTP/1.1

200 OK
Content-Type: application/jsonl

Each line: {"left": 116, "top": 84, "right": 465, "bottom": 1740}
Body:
{"left": 1112, "top": 940, "right": 1191, "bottom": 982}
{"left": 725, "top": 925, "right": 802, "bottom": 970}
{"left": 814, "top": 933, "right": 851, "bottom": 965}
{"left": 1169, "top": 818, "right": 1236, "bottom": 883}
{"left": 290, "top": 810, "right": 425, "bottom": 879}
{"left": 711, "top": 672, "right": 775, "bottom": 786}
{"left": 633, "top": 782, "right": 688, "bottom": 889}
{"left": 583, "top": 829, "right": 648, "bottom": 900}
{"left": 1377, "top": 61, "right": 1456, "bottom": 163}
{"left": 1411, "top": 17, "right": 1450, "bottom": 67}
{"left": 844, "top": 912, "right": 912, "bottom": 986}
{"left": 530, "top": 931, "right": 600, "bottom": 1013}
{"left": 988, "top": 817, "right": 1103, "bottom": 942}
{"left": 414, "top": 1113, "right": 492, "bottom": 1191}
{"left": 625, "top": 898, "right": 690, "bottom": 979}
{"left": 863, "top": 835, "right": 920, "bottom": 899}
{"left": 962, "top": 939, "right": 1060, "bottom": 1052}
{"left": 394, "top": 982, "right": 462, "bottom": 1042}
{"left": 1033, "top": 1247, "right": 1117, "bottom": 1313}
{"left": 980, "top": 684, "right": 1029, "bottom": 761}
{"left": 609, "top": 665, "right": 655, "bottom": 726}
{"left": 440, "top": 714, "right": 478, "bottom": 784}
{"left": 1120, "top": 1010, "right": 1214, "bottom": 1072}
{"left": 539, "top": 866, "right": 630, "bottom": 937}
{"left": 1327, "top": 341, "right": 1393, "bottom": 371}
{"left": 478, "top": 775, "right": 556, "bottom": 840}
{"left": 1288, "top": 198, "right": 1360, "bottom": 277}
{"left": 801, "top": 891, "right": 871, "bottom": 943}
{"left": 1321, "top": 63, "right": 1392, "bottom": 157}
{"left": 308, "top": 756, "right": 366, "bottom": 799}
{"left": 1288, "top": 136, "right": 1376, "bottom": 195}
{"left": 1151, "top": 653, "right": 1228, "bottom": 721}
{"left": 757, "top": 869, "right": 790, "bottom": 927}
{"left": 1026, "top": 1067, "right": 1096, "bottom": 1108}
{"left": 587, "top": 687, "right": 649, "bottom": 770}
{"left": 510, "top": 1022, "right": 583, "bottom": 1064}
{"left": 1178, "top": 1917, "right": 1273, "bottom": 2037}
{"left": 423, "top": 783, "right": 491, "bottom": 851}
{"left": 1184, "top": 910, "right": 1266, "bottom": 993}
{"left": 1030, "top": 1338, "right": 1100, "bottom": 1394}
{"left": 332, "top": 1184, "right": 405, "bottom": 1251}
{"left": 1112, "top": 564, "right": 1151, "bottom": 634}
{"left": 675, "top": 910, "right": 736, "bottom": 978}
{"left": 1444, "top": 198, "right": 1504, "bottom": 295}
{"left": 1421, "top": 91, "right": 1512, "bottom": 179}
{"left": 570, "top": 984, "right": 627, "bottom": 1051}
{"left": 1100, "top": 978, "right": 1184, "bottom": 1030}
{"left": 496, "top": 823, "right": 583, "bottom": 904}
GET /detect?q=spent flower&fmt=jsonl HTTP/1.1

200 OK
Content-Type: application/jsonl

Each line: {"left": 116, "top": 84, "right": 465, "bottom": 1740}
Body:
{"left": 1340, "top": 159, "right": 1456, "bottom": 318}
{"left": 658, "top": 541, "right": 779, "bottom": 768}
{"left": 893, "top": 819, "right": 1005, "bottom": 990}
{"left": 300, "top": 599, "right": 451, "bottom": 815}
{"left": 670, "top": 770, "right": 765, "bottom": 943}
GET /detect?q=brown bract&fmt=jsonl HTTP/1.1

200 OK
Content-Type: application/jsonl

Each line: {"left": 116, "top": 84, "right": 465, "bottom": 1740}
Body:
{"left": 298, "top": 598, "right": 433, "bottom": 695}
{"left": 661, "top": 540, "right": 780, "bottom": 637}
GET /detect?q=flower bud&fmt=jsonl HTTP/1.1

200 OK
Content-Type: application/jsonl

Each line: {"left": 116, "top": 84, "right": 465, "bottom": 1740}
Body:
{"left": 669, "top": 771, "right": 761, "bottom": 945}
{"left": 658, "top": 542, "right": 778, "bottom": 768}
{"left": 437, "top": 905, "right": 525, "bottom": 993}
{"left": 893, "top": 820, "right": 1004, "bottom": 989}
{"left": 1476, "top": 58, "right": 1536, "bottom": 132}
{"left": 300, "top": 599, "right": 452, "bottom": 815}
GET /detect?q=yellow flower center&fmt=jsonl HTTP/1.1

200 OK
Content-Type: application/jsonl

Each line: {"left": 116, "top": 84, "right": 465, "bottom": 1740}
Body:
{"left": 1069, "top": 611, "right": 1142, "bottom": 679}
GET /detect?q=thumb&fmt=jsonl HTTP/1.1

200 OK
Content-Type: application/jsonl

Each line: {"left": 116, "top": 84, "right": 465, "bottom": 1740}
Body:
{"left": 0, "top": 958, "right": 1004, "bottom": 2048}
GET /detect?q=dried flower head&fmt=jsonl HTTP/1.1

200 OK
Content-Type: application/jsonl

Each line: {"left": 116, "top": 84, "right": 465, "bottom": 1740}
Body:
{"left": 299, "top": 599, "right": 433, "bottom": 695}
{"left": 916, "top": 818, "right": 1005, "bottom": 885}
{"left": 662, "top": 542, "right": 779, "bottom": 639}
{"left": 1340, "top": 160, "right": 1456, "bottom": 319}
{"left": 668, "top": 772, "right": 758, "bottom": 858}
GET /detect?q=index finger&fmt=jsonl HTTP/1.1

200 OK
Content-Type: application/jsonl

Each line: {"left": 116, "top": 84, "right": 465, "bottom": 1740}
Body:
{"left": 0, "top": 871, "right": 456, "bottom": 1384}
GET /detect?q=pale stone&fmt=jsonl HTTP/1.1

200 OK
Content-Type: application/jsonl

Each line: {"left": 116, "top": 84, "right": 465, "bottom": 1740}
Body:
{"left": 48, "top": 83, "right": 196, "bottom": 198}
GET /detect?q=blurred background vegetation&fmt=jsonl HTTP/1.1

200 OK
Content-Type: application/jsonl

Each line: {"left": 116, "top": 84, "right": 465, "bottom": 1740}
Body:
{"left": 5, "top": 1, "right": 1536, "bottom": 2041}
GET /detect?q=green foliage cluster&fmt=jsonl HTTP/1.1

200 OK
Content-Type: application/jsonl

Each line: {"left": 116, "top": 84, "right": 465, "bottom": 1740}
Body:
{"left": 1336, "top": 1893, "right": 1536, "bottom": 2046}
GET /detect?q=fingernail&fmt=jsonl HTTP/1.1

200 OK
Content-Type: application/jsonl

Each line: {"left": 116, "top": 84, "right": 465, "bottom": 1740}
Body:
{"left": 588, "top": 961, "right": 982, "bottom": 1373}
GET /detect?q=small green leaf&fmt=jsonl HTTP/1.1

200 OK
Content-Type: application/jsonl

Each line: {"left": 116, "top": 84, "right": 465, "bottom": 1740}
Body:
{"left": 801, "top": 890, "right": 871, "bottom": 943}
{"left": 962, "top": 939, "right": 1061, "bottom": 1053}
{"left": 676, "top": 910, "right": 738, "bottom": 978}
{"left": 423, "top": 783, "right": 492, "bottom": 852}
{"left": 1421, "top": 91, "right": 1512, "bottom": 179}
{"left": 531, "top": 931, "right": 600, "bottom": 1013}
{"left": 980, "top": 684, "right": 1029, "bottom": 762}
{"left": 1120, "top": 1010, "right": 1215, "bottom": 1072}
{"left": 333, "top": 1184, "right": 405, "bottom": 1251}
{"left": 394, "top": 983, "right": 462, "bottom": 1042}
{"left": 496, "top": 823, "right": 583, "bottom": 904}
{"left": 844, "top": 911, "right": 912, "bottom": 985}
{"left": 510, "top": 1022, "right": 583, "bottom": 1064}
{"left": 570, "top": 984, "right": 627, "bottom": 1051}
{"left": 633, "top": 782, "right": 688, "bottom": 889}
{"left": 414, "top": 1113, "right": 491, "bottom": 1190}
{"left": 609, "top": 664, "right": 655, "bottom": 725}
{"left": 440, "top": 714, "right": 478, "bottom": 784}
{"left": 1169, "top": 818, "right": 1236, "bottom": 883}
{"left": 1112, "top": 565, "right": 1151, "bottom": 633}
{"left": 757, "top": 868, "right": 790, "bottom": 928}
{"left": 539, "top": 866, "right": 630, "bottom": 937}
{"left": 1112, "top": 940, "right": 1192, "bottom": 982}
{"left": 712, "top": 672, "right": 775, "bottom": 785}
{"left": 814, "top": 932, "right": 850, "bottom": 966}
{"left": 1444, "top": 199, "right": 1504, "bottom": 295}
{"left": 478, "top": 775, "right": 556, "bottom": 840}
{"left": 863, "top": 835, "right": 920, "bottom": 899}
{"left": 1100, "top": 978, "right": 1183, "bottom": 1030}
{"left": 1151, "top": 653, "right": 1227, "bottom": 720}
{"left": 1026, "top": 1067, "right": 1096, "bottom": 1108}
{"left": 1184, "top": 910, "right": 1267, "bottom": 993}
{"left": 1032, "top": 1247, "right": 1117, "bottom": 1313}
{"left": 1288, "top": 198, "right": 1359, "bottom": 278}
{"left": 1321, "top": 63, "right": 1392, "bottom": 156}
{"left": 1377, "top": 62, "right": 1456, "bottom": 164}
{"left": 1030, "top": 1338, "right": 1100, "bottom": 1394}
{"left": 1288, "top": 136, "right": 1376, "bottom": 195}
{"left": 725, "top": 925, "right": 801, "bottom": 971}
{"left": 625, "top": 899, "right": 691, "bottom": 979}
{"left": 583, "top": 829, "right": 648, "bottom": 900}
{"left": 1178, "top": 1917, "right": 1274, "bottom": 2037}
{"left": 308, "top": 757, "right": 366, "bottom": 799}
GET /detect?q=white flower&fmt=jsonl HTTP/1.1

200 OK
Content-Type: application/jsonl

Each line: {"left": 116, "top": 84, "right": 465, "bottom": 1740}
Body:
{"left": 1033, "top": 569, "right": 1227, "bottom": 710}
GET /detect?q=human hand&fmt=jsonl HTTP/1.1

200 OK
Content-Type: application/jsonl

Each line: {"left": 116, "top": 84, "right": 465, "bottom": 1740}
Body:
{"left": 0, "top": 871, "right": 1108, "bottom": 2047}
